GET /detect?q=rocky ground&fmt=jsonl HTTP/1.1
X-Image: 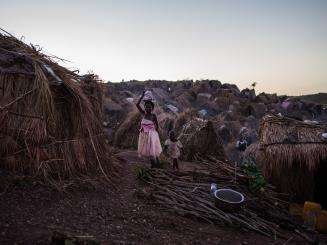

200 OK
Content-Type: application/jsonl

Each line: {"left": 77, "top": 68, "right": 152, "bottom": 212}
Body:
{"left": 102, "top": 80, "right": 327, "bottom": 164}
{"left": 0, "top": 150, "right": 315, "bottom": 245}
{"left": 1, "top": 80, "right": 326, "bottom": 244}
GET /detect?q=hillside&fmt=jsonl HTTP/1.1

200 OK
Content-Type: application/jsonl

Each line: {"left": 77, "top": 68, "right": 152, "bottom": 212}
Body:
{"left": 102, "top": 80, "right": 327, "bottom": 163}
{"left": 297, "top": 93, "right": 327, "bottom": 104}
{"left": 1, "top": 30, "right": 327, "bottom": 244}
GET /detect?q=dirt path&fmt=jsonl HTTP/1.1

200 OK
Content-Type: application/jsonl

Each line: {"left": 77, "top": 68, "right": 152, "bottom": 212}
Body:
{"left": 0, "top": 150, "right": 298, "bottom": 244}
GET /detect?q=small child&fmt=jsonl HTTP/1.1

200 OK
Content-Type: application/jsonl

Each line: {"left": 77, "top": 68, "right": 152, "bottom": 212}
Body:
{"left": 164, "top": 130, "right": 183, "bottom": 170}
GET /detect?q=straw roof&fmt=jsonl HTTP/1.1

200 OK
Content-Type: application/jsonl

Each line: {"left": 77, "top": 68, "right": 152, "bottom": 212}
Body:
{"left": 114, "top": 110, "right": 142, "bottom": 149}
{"left": 0, "top": 29, "right": 113, "bottom": 181}
{"left": 259, "top": 114, "right": 327, "bottom": 171}
{"left": 179, "top": 119, "right": 226, "bottom": 161}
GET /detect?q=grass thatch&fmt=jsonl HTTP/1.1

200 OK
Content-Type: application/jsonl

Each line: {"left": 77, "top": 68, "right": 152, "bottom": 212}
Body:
{"left": 179, "top": 120, "right": 226, "bottom": 161}
{"left": 174, "top": 108, "right": 197, "bottom": 134}
{"left": 259, "top": 114, "right": 327, "bottom": 171}
{"left": 258, "top": 114, "right": 327, "bottom": 202}
{"left": 0, "top": 30, "right": 113, "bottom": 182}
{"left": 114, "top": 110, "right": 142, "bottom": 149}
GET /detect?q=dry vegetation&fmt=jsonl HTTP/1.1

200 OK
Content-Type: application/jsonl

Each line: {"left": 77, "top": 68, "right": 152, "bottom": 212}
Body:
{"left": 0, "top": 29, "right": 114, "bottom": 184}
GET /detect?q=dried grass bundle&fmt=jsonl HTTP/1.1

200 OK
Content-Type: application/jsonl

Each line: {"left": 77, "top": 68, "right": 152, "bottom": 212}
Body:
{"left": 0, "top": 30, "right": 114, "bottom": 182}
{"left": 114, "top": 110, "right": 142, "bottom": 149}
{"left": 258, "top": 114, "right": 327, "bottom": 201}
{"left": 179, "top": 120, "right": 226, "bottom": 161}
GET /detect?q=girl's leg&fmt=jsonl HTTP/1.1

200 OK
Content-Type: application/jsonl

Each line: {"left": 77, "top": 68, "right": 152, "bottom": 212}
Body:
{"left": 155, "top": 157, "right": 160, "bottom": 168}
{"left": 173, "top": 158, "right": 178, "bottom": 170}
{"left": 150, "top": 157, "right": 156, "bottom": 168}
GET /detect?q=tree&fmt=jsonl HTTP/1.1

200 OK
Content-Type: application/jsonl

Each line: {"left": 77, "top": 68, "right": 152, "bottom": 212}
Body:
{"left": 251, "top": 82, "right": 257, "bottom": 90}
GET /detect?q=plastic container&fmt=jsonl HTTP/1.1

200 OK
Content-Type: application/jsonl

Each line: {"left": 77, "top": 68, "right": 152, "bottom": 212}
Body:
{"left": 289, "top": 203, "right": 303, "bottom": 217}
{"left": 303, "top": 201, "right": 322, "bottom": 230}
{"left": 143, "top": 90, "right": 154, "bottom": 102}
{"left": 210, "top": 183, "right": 217, "bottom": 195}
{"left": 317, "top": 210, "right": 327, "bottom": 233}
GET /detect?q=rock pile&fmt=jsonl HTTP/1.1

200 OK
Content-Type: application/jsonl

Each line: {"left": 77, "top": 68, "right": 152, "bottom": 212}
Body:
{"left": 103, "top": 80, "right": 327, "bottom": 163}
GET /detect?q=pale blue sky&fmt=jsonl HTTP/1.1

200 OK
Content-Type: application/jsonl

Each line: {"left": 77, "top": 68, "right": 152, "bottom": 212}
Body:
{"left": 1, "top": 0, "right": 326, "bottom": 95}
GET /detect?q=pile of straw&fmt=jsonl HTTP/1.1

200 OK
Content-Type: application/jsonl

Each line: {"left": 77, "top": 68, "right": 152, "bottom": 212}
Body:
{"left": 114, "top": 110, "right": 142, "bottom": 149}
{"left": 179, "top": 120, "right": 226, "bottom": 161}
{"left": 0, "top": 30, "right": 112, "bottom": 181}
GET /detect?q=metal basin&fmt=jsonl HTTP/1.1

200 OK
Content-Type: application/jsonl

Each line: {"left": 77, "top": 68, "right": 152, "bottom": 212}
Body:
{"left": 214, "top": 189, "right": 244, "bottom": 212}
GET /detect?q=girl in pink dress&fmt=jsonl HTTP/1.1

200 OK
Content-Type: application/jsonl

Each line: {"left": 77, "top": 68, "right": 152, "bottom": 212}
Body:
{"left": 136, "top": 91, "right": 162, "bottom": 168}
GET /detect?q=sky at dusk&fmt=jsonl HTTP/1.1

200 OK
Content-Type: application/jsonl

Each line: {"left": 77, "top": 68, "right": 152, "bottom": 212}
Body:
{"left": 1, "top": 0, "right": 326, "bottom": 95}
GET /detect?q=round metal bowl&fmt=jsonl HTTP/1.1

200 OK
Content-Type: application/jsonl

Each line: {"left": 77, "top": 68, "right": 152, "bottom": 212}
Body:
{"left": 214, "top": 188, "right": 245, "bottom": 212}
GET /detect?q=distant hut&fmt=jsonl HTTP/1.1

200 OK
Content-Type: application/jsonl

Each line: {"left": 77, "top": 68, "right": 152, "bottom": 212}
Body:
{"left": 114, "top": 110, "right": 142, "bottom": 149}
{"left": 179, "top": 119, "right": 226, "bottom": 161}
{"left": 258, "top": 114, "right": 327, "bottom": 207}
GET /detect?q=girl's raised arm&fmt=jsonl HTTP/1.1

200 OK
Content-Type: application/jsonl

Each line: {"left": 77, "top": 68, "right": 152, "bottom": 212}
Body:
{"left": 136, "top": 91, "right": 145, "bottom": 114}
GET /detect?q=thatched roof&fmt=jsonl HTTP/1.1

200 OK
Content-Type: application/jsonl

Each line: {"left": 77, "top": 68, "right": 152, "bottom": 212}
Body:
{"left": 0, "top": 29, "right": 113, "bottom": 181}
{"left": 259, "top": 114, "right": 327, "bottom": 171}
{"left": 114, "top": 110, "right": 142, "bottom": 149}
{"left": 179, "top": 119, "right": 226, "bottom": 161}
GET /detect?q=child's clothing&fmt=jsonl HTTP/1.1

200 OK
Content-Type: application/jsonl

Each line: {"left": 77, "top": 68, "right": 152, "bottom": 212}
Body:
{"left": 138, "top": 118, "right": 162, "bottom": 157}
{"left": 164, "top": 139, "right": 182, "bottom": 159}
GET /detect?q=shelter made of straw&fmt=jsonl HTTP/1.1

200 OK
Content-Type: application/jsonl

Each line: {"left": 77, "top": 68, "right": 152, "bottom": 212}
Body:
{"left": 258, "top": 114, "right": 327, "bottom": 207}
{"left": 179, "top": 119, "right": 226, "bottom": 161}
{"left": 0, "top": 30, "right": 112, "bottom": 181}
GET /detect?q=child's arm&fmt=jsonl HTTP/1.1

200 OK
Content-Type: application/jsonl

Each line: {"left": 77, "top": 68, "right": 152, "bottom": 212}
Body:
{"left": 163, "top": 145, "right": 168, "bottom": 155}
{"left": 163, "top": 140, "right": 169, "bottom": 156}
{"left": 136, "top": 91, "right": 145, "bottom": 114}
{"left": 178, "top": 141, "right": 184, "bottom": 159}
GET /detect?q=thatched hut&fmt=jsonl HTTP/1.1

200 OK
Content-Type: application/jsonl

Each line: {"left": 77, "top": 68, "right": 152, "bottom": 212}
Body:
{"left": 179, "top": 119, "right": 226, "bottom": 161}
{"left": 114, "top": 110, "right": 142, "bottom": 149}
{"left": 0, "top": 30, "right": 113, "bottom": 181}
{"left": 258, "top": 114, "right": 327, "bottom": 207}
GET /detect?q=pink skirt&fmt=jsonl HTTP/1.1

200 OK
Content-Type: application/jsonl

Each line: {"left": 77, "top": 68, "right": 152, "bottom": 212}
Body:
{"left": 138, "top": 130, "right": 162, "bottom": 157}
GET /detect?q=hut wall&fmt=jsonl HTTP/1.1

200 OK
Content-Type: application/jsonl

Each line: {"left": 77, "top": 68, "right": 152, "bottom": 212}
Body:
{"left": 264, "top": 163, "right": 314, "bottom": 203}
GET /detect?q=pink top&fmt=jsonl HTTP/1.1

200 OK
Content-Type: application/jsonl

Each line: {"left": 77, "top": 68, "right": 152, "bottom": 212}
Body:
{"left": 140, "top": 118, "right": 155, "bottom": 133}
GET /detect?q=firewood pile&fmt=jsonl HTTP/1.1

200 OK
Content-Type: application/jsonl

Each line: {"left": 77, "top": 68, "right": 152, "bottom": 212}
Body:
{"left": 139, "top": 157, "right": 306, "bottom": 239}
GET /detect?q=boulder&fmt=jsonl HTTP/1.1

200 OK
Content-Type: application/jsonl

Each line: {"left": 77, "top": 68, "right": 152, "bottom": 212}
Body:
{"left": 251, "top": 103, "right": 267, "bottom": 118}
{"left": 214, "top": 97, "right": 232, "bottom": 111}
{"left": 198, "top": 109, "right": 208, "bottom": 117}
{"left": 241, "top": 88, "right": 256, "bottom": 101}
{"left": 256, "top": 92, "right": 278, "bottom": 104}
{"left": 238, "top": 102, "right": 267, "bottom": 118}
{"left": 221, "top": 83, "right": 240, "bottom": 95}
{"left": 104, "top": 98, "right": 123, "bottom": 113}
{"left": 126, "top": 97, "right": 134, "bottom": 103}
{"left": 197, "top": 92, "right": 212, "bottom": 99}
{"left": 152, "top": 87, "right": 170, "bottom": 104}
{"left": 165, "top": 104, "right": 179, "bottom": 114}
